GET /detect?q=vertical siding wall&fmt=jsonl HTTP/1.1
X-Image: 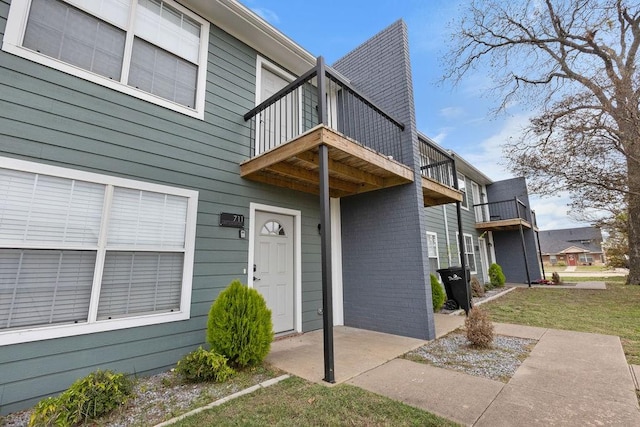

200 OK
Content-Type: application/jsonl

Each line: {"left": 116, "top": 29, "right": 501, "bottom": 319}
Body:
{"left": 486, "top": 178, "right": 542, "bottom": 283}
{"left": 0, "top": 2, "right": 322, "bottom": 413}
{"left": 333, "top": 21, "right": 435, "bottom": 340}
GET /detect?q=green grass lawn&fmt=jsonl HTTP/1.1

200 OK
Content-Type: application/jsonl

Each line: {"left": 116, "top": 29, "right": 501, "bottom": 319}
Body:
{"left": 483, "top": 280, "right": 640, "bottom": 364}
{"left": 173, "top": 376, "right": 458, "bottom": 427}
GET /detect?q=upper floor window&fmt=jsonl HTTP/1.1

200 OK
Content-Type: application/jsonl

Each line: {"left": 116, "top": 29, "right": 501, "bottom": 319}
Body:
{"left": 457, "top": 173, "right": 468, "bottom": 209}
{"left": 3, "top": 0, "right": 210, "bottom": 119}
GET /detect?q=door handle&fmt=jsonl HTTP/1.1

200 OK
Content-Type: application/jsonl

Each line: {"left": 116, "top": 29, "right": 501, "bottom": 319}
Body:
{"left": 254, "top": 276, "right": 260, "bottom": 281}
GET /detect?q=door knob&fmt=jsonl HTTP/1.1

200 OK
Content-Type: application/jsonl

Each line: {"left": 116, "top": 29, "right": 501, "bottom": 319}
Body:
{"left": 254, "top": 276, "right": 260, "bottom": 281}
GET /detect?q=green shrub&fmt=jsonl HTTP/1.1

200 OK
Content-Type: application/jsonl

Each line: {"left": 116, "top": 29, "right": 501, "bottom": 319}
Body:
{"left": 488, "top": 263, "right": 506, "bottom": 288}
{"left": 470, "top": 275, "right": 485, "bottom": 297}
{"left": 465, "top": 307, "right": 494, "bottom": 348}
{"left": 176, "top": 347, "right": 235, "bottom": 383}
{"left": 557, "top": 261, "right": 566, "bottom": 267}
{"left": 207, "top": 280, "right": 273, "bottom": 368}
{"left": 29, "top": 370, "right": 132, "bottom": 427}
{"left": 430, "top": 274, "right": 445, "bottom": 311}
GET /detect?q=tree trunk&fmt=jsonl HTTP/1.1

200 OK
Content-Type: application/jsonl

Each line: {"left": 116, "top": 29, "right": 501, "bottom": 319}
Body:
{"left": 627, "top": 146, "right": 640, "bottom": 285}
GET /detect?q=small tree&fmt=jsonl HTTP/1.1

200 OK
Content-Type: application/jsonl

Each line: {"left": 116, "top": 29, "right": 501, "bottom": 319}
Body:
{"left": 207, "top": 280, "right": 273, "bottom": 368}
{"left": 430, "top": 274, "right": 445, "bottom": 311}
{"left": 488, "top": 263, "right": 506, "bottom": 288}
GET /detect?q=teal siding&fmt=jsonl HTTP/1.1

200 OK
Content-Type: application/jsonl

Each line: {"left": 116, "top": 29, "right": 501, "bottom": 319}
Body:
{"left": 0, "top": 3, "right": 321, "bottom": 414}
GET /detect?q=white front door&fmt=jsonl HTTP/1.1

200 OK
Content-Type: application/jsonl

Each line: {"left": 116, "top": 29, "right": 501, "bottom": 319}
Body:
{"left": 254, "top": 211, "right": 295, "bottom": 333}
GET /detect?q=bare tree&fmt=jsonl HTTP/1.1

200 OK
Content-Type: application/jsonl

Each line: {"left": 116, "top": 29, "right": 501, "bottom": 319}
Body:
{"left": 445, "top": 0, "right": 640, "bottom": 284}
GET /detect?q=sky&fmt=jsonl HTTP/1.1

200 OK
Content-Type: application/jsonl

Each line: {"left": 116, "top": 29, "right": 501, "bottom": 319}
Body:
{"left": 242, "top": 0, "right": 589, "bottom": 230}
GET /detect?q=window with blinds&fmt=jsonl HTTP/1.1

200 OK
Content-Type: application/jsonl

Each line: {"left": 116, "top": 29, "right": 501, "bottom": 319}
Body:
{"left": 0, "top": 160, "right": 197, "bottom": 341}
{"left": 3, "top": 0, "right": 209, "bottom": 118}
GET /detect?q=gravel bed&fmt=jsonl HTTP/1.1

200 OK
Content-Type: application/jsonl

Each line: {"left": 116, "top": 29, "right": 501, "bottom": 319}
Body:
{"left": 1, "top": 367, "right": 279, "bottom": 427}
{"left": 406, "top": 332, "right": 537, "bottom": 382}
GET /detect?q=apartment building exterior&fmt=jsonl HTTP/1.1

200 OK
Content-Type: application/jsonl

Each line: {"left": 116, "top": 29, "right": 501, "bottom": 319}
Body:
{"left": 0, "top": 0, "right": 470, "bottom": 412}
{"left": 0, "top": 0, "right": 543, "bottom": 413}
{"left": 422, "top": 135, "right": 543, "bottom": 285}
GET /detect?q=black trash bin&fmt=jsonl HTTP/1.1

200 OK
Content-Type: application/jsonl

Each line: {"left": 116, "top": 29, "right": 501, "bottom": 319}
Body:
{"left": 436, "top": 267, "right": 473, "bottom": 314}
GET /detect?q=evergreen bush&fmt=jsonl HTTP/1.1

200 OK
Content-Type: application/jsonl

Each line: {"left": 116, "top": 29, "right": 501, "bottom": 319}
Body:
{"left": 488, "top": 263, "right": 506, "bottom": 288}
{"left": 176, "top": 347, "right": 235, "bottom": 383}
{"left": 207, "top": 280, "right": 273, "bottom": 368}
{"left": 465, "top": 307, "right": 494, "bottom": 348}
{"left": 430, "top": 273, "right": 446, "bottom": 311}
{"left": 29, "top": 370, "right": 132, "bottom": 427}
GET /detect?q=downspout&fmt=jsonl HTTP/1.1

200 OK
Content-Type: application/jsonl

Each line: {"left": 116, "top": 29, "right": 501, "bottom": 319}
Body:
{"left": 317, "top": 56, "right": 335, "bottom": 383}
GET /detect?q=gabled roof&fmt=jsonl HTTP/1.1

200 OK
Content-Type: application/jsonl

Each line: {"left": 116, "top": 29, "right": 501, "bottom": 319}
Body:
{"left": 538, "top": 227, "right": 603, "bottom": 255}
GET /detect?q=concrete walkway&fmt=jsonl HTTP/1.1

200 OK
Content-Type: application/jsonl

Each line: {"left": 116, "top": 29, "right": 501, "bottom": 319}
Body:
{"left": 268, "top": 317, "right": 640, "bottom": 426}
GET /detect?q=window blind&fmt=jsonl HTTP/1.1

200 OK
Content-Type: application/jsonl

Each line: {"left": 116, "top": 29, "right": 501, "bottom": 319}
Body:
{"left": 23, "top": 0, "right": 126, "bottom": 80}
{"left": 0, "top": 169, "right": 104, "bottom": 245}
{"left": 0, "top": 249, "right": 95, "bottom": 329}
{"left": 97, "top": 251, "right": 183, "bottom": 319}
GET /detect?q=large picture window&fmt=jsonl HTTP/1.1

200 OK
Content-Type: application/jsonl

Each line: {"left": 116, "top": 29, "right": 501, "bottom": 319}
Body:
{"left": 0, "top": 157, "right": 198, "bottom": 345}
{"left": 3, "top": 0, "right": 209, "bottom": 118}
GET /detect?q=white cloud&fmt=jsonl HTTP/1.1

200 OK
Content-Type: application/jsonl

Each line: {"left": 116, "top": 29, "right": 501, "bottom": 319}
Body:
{"left": 458, "top": 113, "right": 531, "bottom": 181}
{"left": 439, "top": 106, "right": 464, "bottom": 119}
{"left": 250, "top": 7, "right": 280, "bottom": 24}
{"left": 431, "top": 128, "right": 452, "bottom": 144}
{"left": 529, "top": 194, "right": 580, "bottom": 230}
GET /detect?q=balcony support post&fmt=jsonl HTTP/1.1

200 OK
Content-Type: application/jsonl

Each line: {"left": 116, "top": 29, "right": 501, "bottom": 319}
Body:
{"left": 318, "top": 143, "right": 335, "bottom": 383}
{"left": 516, "top": 197, "right": 532, "bottom": 287}
{"left": 317, "top": 57, "right": 327, "bottom": 125}
{"left": 451, "top": 155, "right": 469, "bottom": 314}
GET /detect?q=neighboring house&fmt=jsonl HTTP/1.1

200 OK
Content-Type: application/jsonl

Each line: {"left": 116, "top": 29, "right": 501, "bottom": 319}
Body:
{"left": 538, "top": 227, "right": 605, "bottom": 266}
{"left": 1, "top": 0, "right": 468, "bottom": 412}
{"left": 422, "top": 135, "right": 543, "bottom": 285}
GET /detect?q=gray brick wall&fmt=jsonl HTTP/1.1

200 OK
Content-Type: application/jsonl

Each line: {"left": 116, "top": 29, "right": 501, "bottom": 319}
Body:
{"left": 486, "top": 178, "right": 542, "bottom": 283}
{"left": 333, "top": 21, "right": 435, "bottom": 340}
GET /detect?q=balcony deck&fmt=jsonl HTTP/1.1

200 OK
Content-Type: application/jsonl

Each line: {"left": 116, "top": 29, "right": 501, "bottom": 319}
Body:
{"left": 475, "top": 218, "right": 533, "bottom": 231}
{"left": 422, "top": 176, "right": 463, "bottom": 206}
{"left": 473, "top": 198, "right": 537, "bottom": 231}
{"left": 240, "top": 125, "right": 414, "bottom": 198}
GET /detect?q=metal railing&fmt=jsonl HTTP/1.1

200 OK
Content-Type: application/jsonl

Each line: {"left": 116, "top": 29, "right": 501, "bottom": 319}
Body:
{"left": 473, "top": 197, "right": 531, "bottom": 223}
{"left": 243, "top": 57, "right": 405, "bottom": 163}
{"left": 418, "top": 137, "right": 456, "bottom": 187}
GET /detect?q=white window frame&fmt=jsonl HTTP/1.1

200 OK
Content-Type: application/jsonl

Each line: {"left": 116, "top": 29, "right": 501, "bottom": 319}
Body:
{"left": 426, "top": 231, "right": 440, "bottom": 271}
{"left": 457, "top": 173, "right": 469, "bottom": 210}
{"left": 454, "top": 231, "right": 461, "bottom": 266}
{"left": 0, "top": 156, "right": 198, "bottom": 346}
{"left": 2, "top": 0, "right": 210, "bottom": 119}
{"left": 463, "top": 233, "right": 477, "bottom": 274}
